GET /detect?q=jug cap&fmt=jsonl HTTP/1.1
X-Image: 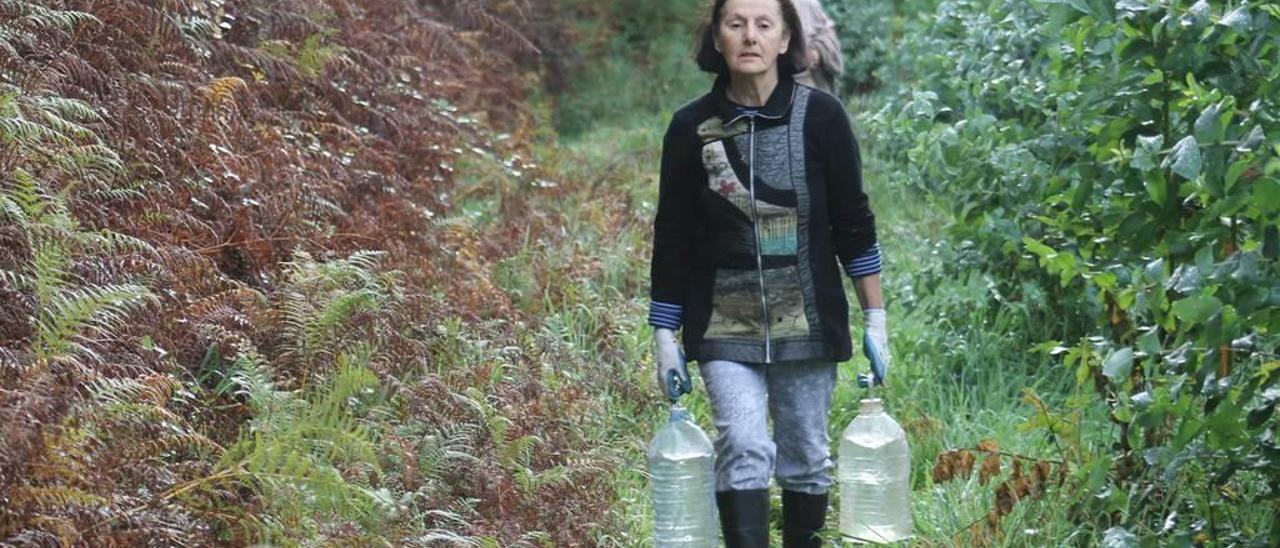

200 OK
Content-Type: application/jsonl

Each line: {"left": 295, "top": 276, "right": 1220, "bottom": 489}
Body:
{"left": 669, "top": 404, "right": 691, "bottom": 423}
{"left": 859, "top": 398, "right": 884, "bottom": 414}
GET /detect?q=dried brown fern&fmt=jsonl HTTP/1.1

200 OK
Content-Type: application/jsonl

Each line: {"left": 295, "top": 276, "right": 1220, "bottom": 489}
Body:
{"left": 931, "top": 440, "right": 1070, "bottom": 547}
{"left": 1, "top": 0, "right": 625, "bottom": 543}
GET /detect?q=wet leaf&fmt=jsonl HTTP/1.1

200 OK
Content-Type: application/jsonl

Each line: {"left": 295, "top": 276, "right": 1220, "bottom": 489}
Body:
{"left": 1193, "top": 103, "right": 1223, "bottom": 143}
{"left": 1165, "top": 264, "right": 1203, "bottom": 294}
{"left": 1165, "top": 136, "right": 1202, "bottom": 180}
{"left": 1220, "top": 6, "right": 1252, "bottom": 32}
{"left": 1237, "top": 125, "right": 1265, "bottom": 152}
{"left": 1180, "top": 1, "right": 1211, "bottom": 28}
{"left": 1131, "top": 134, "right": 1163, "bottom": 171}
{"left": 1171, "top": 295, "right": 1223, "bottom": 325}
{"left": 1103, "top": 348, "right": 1135, "bottom": 379}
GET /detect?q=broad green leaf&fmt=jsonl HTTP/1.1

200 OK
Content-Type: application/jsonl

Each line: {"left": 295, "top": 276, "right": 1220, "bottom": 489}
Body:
{"left": 1143, "top": 174, "right": 1167, "bottom": 206}
{"left": 1193, "top": 103, "right": 1223, "bottom": 143}
{"left": 1131, "top": 134, "right": 1163, "bottom": 171}
{"left": 1137, "top": 327, "right": 1162, "bottom": 354}
{"left": 1219, "top": 6, "right": 1252, "bottom": 32}
{"left": 1131, "top": 391, "right": 1153, "bottom": 407}
{"left": 1180, "top": 1, "right": 1211, "bottom": 28}
{"left": 1253, "top": 178, "right": 1280, "bottom": 214}
{"left": 1171, "top": 295, "right": 1222, "bottom": 325}
{"left": 1237, "top": 125, "right": 1265, "bottom": 152}
{"left": 1165, "top": 264, "right": 1202, "bottom": 294}
{"left": 1023, "top": 237, "right": 1055, "bottom": 258}
{"left": 1103, "top": 348, "right": 1135, "bottom": 379}
{"left": 1072, "top": 176, "right": 1094, "bottom": 210}
{"left": 1165, "top": 136, "right": 1202, "bottom": 180}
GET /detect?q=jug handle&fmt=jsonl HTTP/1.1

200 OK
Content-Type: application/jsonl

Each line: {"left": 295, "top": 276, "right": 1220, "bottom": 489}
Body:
{"left": 666, "top": 368, "right": 691, "bottom": 403}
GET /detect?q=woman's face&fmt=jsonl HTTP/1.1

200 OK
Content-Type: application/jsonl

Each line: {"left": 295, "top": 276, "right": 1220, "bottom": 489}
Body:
{"left": 715, "top": 0, "right": 790, "bottom": 80}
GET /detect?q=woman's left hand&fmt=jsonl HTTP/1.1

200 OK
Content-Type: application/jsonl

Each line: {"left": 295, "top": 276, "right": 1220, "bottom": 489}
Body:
{"left": 859, "top": 308, "right": 890, "bottom": 387}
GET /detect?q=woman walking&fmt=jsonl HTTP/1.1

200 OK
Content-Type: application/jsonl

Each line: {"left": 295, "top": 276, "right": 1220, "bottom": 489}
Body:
{"left": 647, "top": 0, "right": 890, "bottom": 545}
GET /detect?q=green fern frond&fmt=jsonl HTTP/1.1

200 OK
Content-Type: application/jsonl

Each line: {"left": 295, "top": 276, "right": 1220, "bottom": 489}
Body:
{"left": 458, "top": 386, "right": 512, "bottom": 451}
{"left": 213, "top": 351, "right": 292, "bottom": 414}
{"left": 75, "top": 229, "right": 159, "bottom": 259}
{"left": 5, "top": 168, "right": 53, "bottom": 222}
{"left": 204, "top": 356, "right": 392, "bottom": 533}
{"left": 344, "top": 249, "right": 387, "bottom": 276}
{"left": 500, "top": 433, "right": 542, "bottom": 471}
{"left": 28, "top": 94, "right": 101, "bottom": 123}
{"left": 0, "top": 267, "right": 33, "bottom": 290}
{"left": 277, "top": 251, "right": 396, "bottom": 370}
{"left": 77, "top": 185, "right": 144, "bottom": 204}
{"left": 49, "top": 143, "right": 126, "bottom": 181}
{"left": 34, "top": 283, "right": 154, "bottom": 363}
{"left": 30, "top": 238, "right": 71, "bottom": 306}
{"left": 514, "top": 463, "right": 577, "bottom": 495}
{"left": 0, "top": 192, "right": 28, "bottom": 225}
{"left": 35, "top": 107, "right": 92, "bottom": 140}
{"left": 417, "top": 422, "right": 482, "bottom": 481}
{"left": 0, "top": 115, "right": 75, "bottom": 147}
{"left": 300, "top": 288, "right": 382, "bottom": 358}
{"left": 0, "top": 25, "right": 35, "bottom": 59}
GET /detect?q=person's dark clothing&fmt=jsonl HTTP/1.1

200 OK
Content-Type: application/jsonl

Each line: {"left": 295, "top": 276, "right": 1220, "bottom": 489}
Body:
{"left": 648, "top": 74, "right": 880, "bottom": 365}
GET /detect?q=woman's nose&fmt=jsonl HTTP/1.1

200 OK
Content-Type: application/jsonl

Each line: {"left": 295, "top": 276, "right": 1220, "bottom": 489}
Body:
{"left": 743, "top": 25, "right": 757, "bottom": 43}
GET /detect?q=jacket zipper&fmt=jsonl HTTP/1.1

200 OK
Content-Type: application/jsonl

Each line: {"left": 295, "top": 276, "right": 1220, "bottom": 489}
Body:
{"left": 745, "top": 116, "right": 772, "bottom": 364}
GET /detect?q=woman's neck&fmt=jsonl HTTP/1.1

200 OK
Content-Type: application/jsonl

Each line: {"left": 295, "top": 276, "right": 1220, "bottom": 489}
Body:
{"left": 725, "top": 69, "right": 779, "bottom": 107}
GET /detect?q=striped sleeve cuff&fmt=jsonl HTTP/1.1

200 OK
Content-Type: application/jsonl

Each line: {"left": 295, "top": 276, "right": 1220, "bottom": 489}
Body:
{"left": 648, "top": 301, "right": 683, "bottom": 330}
{"left": 844, "top": 243, "right": 883, "bottom": 278}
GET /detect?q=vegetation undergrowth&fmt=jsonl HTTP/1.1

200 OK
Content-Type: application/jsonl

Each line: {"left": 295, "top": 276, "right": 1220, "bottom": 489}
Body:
{"left": 0, "top": 0, "right": 659, "bottom": 544}
{"left": 3, "top": 0, "right": 1274, "bottom": 546}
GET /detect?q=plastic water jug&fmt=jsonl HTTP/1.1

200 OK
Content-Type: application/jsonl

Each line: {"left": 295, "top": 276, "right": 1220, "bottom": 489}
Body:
{"left": 838, "top": 398, "right": 912, "bottom": 543}
{"left": 647, "top": 403, "right": 717, "bottom": 547}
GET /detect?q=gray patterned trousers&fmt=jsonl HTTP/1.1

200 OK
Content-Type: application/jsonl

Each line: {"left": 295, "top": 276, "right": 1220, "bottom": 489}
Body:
{"left": 698, "top": 359, "right": 837, "bottom": 495}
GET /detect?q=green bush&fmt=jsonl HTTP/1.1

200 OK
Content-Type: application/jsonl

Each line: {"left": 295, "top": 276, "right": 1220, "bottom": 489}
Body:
{"left": 827, "top": 0, "right": 941, "bottom": 94}
{"left": 858, "top": 0, "right": 1280, "bottom": 543}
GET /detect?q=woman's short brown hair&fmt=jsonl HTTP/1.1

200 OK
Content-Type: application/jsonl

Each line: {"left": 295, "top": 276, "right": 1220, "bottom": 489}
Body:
{"left": 695, "top": 0, "right": 809, "bottom": 76}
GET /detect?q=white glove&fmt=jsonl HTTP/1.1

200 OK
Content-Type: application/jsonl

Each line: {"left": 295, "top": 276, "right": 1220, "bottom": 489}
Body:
{"left": 859, "top": 308, "right": 891, "bottom": 387}
{"left": 654, "top": 328, "right": 691, "bottom": 401}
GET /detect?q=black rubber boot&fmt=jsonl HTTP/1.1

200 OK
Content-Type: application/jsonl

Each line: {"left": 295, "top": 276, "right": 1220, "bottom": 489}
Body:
{"left": 781, "top": 490, "right": 828, "bottom": 548}
{"left": 716, "top": 489, "right": 770, "bottom": 548}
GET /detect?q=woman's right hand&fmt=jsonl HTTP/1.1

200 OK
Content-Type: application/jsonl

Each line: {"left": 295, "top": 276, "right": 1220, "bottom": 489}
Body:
{"left": 654, "top": 328, "right": 691, "bottom": 401}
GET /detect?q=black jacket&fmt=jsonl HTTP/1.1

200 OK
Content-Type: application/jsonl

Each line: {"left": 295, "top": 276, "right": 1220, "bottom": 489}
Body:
{"left": 648, "top": 74, "right": 879, "bottom": 365}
